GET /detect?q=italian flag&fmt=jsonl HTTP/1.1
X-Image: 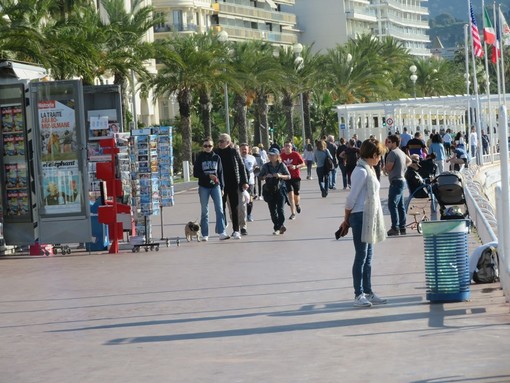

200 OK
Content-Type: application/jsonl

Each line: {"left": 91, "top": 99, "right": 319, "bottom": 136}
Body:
{"left": 484, "top": 7, "right": 496, "bottom": 45}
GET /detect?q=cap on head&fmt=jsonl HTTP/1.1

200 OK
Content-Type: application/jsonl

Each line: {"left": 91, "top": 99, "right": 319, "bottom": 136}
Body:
{"left": 268, "top": 148, "right": 280, "bottom": 156}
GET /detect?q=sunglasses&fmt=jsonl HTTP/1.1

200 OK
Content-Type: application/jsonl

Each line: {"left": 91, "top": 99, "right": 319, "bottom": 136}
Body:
{"left": 203, "top": 144, "right": 213, "bottom": 148}
{"left": 218, "top": 139, "right": 226, "bottom": 143}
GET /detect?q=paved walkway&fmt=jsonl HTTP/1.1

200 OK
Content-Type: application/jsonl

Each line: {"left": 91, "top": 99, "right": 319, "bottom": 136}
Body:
{"left": 1, "top": 173, "right": 509, "bottom": 383}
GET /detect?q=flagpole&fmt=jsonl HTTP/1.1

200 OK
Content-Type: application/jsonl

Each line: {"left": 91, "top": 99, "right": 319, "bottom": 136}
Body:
{"left": 465, "top": 23, "right": 472, "bottom": 132}
{"left": 494, "top": 2, "right": 502, "bottom": 103}
{"left": 498, "top": 4, "right": 507, "bottom": 105}
{"left": 469, "top": 0, "right": 483, "bottom": 165}
{"left": 482, "top": 0, "right": 493, "bottom": 159}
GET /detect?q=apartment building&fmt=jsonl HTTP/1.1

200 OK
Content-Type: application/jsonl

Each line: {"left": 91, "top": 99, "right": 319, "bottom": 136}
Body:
{"left": 288, "top": 0, "right": 431, "bottom": 57}
{"left": 151, "top": 0, "right": 299, "bottom": 121}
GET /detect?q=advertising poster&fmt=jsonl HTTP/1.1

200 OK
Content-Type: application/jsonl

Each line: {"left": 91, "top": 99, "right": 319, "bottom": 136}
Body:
{"left": 38, "top": 99, "right": 82, "bottom": 214}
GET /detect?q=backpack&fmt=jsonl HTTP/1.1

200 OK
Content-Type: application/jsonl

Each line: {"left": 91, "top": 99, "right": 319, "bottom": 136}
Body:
{"left": 473, "top": 246, "right": 499, "bottom": 284}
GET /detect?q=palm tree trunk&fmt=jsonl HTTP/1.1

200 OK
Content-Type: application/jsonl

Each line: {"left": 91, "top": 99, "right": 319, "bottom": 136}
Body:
{"left": 255, "top": 93, "right": 269, "bottom": 149}
{"left": 114, "top": 72, "right": 129, "bottom": 132}
{"left": 178, "top": 88, "right": 193, "bottom": 164}
{"left": 282, "top": 93, "right": 294, "bottom": 142}
{"left": 303, "top": 91, "right": 312, "bottom": 142}
{"left": 233, "top": 93, "right": 248, "bottom": 143}
{"left": 199, "top": 90, "right": 212, "bottom": 138}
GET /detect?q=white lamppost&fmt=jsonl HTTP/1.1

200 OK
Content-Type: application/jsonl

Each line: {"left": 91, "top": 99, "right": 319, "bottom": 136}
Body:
{"left": 293, "top": 43, "right": 306, "bottom": 148}
{"left": 218, "top": 30, "right": 230, "bottom": 135}
{"left": 409, "top": 65, "right": 418, "bottom": 98}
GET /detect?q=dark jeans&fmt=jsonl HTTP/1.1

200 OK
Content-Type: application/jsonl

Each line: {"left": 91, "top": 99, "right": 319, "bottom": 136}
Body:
{"left": 346, "top": 165, "right": 356, "bottom": 187}
{"left": 388, "top": 179, "right": 406, "bottom": 230}
{"left": 266, "top": 190, "right": 285, "bottom": 230}
{"left": 223, "top": 186, "right": 240, "bottom": 232}
{"left": 316, "top": 166, "right": 329, "bottom": 195}
{"left": 349, "top": 212, "right": 373, "bottom": 297}
{"left": 338, "top": 162, "right": 347, "bottom": 188}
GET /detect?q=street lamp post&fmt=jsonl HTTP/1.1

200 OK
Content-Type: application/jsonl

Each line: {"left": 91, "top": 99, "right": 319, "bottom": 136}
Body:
{"left": 409, "top": 65, "right": 417, "bottom": 98}
{"left": 218, "top": 30, "right": 230, "bottom": 135}
{"left": 293, "top": 43, "right": 306, "bottom": 149}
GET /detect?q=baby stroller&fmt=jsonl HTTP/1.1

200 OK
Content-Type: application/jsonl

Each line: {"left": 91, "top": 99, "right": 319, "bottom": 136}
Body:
{"left": 430, "top": 172, "right": 469, "bottom": 220}
{"left": 405, "top": 168, "right": 435, "bottom": 234}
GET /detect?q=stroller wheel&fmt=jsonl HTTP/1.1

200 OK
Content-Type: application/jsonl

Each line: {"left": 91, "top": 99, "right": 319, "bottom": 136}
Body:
{"left": 417, "top": 222, "right": 423, "bottom": 234}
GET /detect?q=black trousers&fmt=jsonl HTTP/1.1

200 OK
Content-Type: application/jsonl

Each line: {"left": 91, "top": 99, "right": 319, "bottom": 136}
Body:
{"left": 223, "top": 186, "right": 240, "bottom": 232}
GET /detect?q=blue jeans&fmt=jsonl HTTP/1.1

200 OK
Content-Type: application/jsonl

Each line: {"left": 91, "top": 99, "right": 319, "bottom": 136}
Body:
{"left": 198, "top": 185, "right": 226, "bottom": 237}
{"left": 329, "top": 166, "right": 337, "bottom": 188}
{"left": 388, "top": 179, "right": 406, "bottom": 230}
{"left": 349, "top": 212, "right": 373, "bottom": 297}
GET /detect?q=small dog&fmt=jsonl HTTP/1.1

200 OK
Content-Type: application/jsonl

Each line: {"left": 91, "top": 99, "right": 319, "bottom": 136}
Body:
{"left": 184, "top": 221, "right": 201, "bottom": 242}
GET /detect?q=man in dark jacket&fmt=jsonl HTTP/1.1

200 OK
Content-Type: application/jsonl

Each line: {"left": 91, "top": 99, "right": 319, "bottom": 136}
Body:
{"left": 326, "top": 135, "right": 338, "bottom": 189}
{"left": 214, "top": 133, "right": 249, "bottom": 240}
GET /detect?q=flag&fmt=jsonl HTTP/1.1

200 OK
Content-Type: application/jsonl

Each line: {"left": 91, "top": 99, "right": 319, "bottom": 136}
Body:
{"left": 470, "top": 1, "right": 484, "bottom": 57}
{"left": 499, "top": 8, "right": 510, "bottom": 46}
{"left": 483, "top": 7, "right": 496, "bottom": 44}
{"left": 492, "top": 9, "right": 501, "bottom": 64}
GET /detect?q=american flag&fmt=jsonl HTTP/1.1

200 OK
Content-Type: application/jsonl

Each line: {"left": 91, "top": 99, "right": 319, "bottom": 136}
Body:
{"left": 470, "top": 1, "right": 484, "bottom": 58}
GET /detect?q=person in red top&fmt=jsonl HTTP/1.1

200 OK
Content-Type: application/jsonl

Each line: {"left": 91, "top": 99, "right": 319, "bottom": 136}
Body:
{"left": 280, "top": 140, "right": 305, "bottom": 220}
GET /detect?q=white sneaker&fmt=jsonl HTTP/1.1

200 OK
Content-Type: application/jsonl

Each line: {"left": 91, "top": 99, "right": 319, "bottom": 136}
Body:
{"left": 273, "top": 230, "right": 280, "bottom": 235}
{"left": 366, "top": 292, "right": 387, "bottom": 305}
{"left": 247, "top": 215, "right": 254, "bottom": 222}
{"left": 219, "top": 233, "right": 230, "bottom": 240}
{"left": 232, "top": 231, "right": 242, "bottom": 240}
{"left": 353, "top": 293, "right": 372, "bottom": 308}
{"left": 201, "top": 236, "right": 208, "bottom": 242}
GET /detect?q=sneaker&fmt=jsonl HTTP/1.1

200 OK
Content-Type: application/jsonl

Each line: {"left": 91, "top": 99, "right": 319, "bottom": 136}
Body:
{"left": 321, "top": 190, "right": 327, "bottom": 198}
{"left": 399, "top": 228, "right": 407, "bottom": 235}
{"left": 289, "top": 213, "right": 296, "bottom": 220}
{"left": 296, "top": 205, "right": 301, "bottom": 214}
{"left": 366, "top": 292, "right": 387, "bottom": 305}
{"left": 279, "top": 226, "right": 287, "bottom": 235}
{"left": 247, "top": 215, "right": 254, "bottom": 222}
{"left": 354, "top": 293, "right": 372, "bottom": 308}
{"left": 219, "top": 232, "right": 230, "bottom": 240}
{"left": 232, "top": 231, "right": 242, "bottom": 240}
{"left": 201, "top": 236, "right": 208, "bottom": 242}
{"left": 273, "top": 230, "right": 280, "bottom": 236}
{"left": 241, "top": 228, "right": 248, "bottom": 236}
{"left": 387, "top": 227, "right": 400, "bottom": 236}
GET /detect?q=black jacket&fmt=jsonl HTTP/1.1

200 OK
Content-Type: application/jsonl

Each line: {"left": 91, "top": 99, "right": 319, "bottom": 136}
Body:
{"left": 214, "top": 147, "right": 248, "bottom": 191}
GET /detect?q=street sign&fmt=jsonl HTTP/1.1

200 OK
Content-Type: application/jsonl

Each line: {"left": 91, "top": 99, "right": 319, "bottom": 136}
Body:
{"left": 340, "top": 123, "right": 346, "bottom": 130}
{"left": 386, "top": 117, "right": 394, "bottom": 126}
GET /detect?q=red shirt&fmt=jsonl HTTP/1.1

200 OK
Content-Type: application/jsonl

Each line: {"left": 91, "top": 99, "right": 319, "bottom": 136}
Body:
{"left": 280, "top": 151, "right": 304, "bottom": 179}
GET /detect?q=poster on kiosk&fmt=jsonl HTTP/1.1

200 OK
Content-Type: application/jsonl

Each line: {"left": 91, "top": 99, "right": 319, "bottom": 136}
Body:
{"left": 31, "top": 80, "right": 91, "bottom": 244}
{"left": 0, "top": 82, "right": 36, "bottom": 244}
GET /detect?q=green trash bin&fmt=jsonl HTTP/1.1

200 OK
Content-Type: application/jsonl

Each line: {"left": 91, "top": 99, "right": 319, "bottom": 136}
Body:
{"left": 422, "top": 220, "right": 470, "bottom": 302}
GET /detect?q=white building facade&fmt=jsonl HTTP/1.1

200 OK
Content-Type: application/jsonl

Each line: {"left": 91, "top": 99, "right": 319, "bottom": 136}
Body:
{"left": 288, "top": 0, "right": 431, "bottom": 57}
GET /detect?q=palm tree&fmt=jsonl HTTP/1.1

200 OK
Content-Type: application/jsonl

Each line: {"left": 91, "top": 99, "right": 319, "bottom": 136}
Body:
{"left": 228, "top": 40, "right": 280, "bottom": 146}
{"left": 152, "top": 34, "right": 223, "bottom": 164}
{"left": 411, "top": 58, "right": 464, "bottom": 97}
{"left": 98, "top": 0, "right": 161, "bottom": 127}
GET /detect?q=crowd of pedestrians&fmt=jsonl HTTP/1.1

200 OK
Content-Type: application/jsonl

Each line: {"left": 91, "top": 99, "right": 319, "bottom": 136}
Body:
{"left": 192, "top": 126, "right": 481, "bottom": 308}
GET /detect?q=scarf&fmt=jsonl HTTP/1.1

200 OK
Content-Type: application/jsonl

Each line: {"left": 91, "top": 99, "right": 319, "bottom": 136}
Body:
{"left": 357, "top": 158, "right": 386, "bottom": 244}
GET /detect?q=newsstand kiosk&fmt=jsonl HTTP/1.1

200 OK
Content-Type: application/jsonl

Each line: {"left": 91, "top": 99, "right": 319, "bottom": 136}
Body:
{"left": 0, "top": 61, "right": 46, "bottom": 248}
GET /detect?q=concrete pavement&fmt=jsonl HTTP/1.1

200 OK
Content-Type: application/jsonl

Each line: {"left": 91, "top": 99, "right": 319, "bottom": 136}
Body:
{"left": 1, "top": 173, "right": 509, "bottom": 383}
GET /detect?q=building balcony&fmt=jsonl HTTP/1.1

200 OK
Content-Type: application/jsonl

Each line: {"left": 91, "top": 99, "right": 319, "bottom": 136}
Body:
{"left": 274, "top": 0, "right": 295, "bottom": 5}
{"left": 214, "top": 24, "right": 297, "bottom": 45}
{"left": 213, "top": 2, "right": 296, "bottom": 27}
{"left": 383, "top": 27, "right": 430, "bottom": 43}
{"left": 152, "top": 0, "right": 211, "bottom": 8}
{"left": 383, "top": 0, "right": 428, "bottom": 16}
{"left": 345, "top": 6, "right": 377, "bottom": 22}
{"left": 382, "top": 14, "right": 429, "bottom": 29}
{"left": 154, "top": 23, "right": 199, "bottom": 35}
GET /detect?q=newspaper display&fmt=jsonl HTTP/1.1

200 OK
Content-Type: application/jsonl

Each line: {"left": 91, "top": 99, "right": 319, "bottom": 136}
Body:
{"left": 1, "top": 104, "right": 30, "bottom": 217}
{"left": 38, "top": 99, "right": 82, "bottom": 214}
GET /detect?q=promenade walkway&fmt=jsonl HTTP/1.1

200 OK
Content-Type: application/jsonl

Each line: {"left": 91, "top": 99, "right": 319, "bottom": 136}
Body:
{"left": 1, "top": 174, "right": 509, "bottom": 383}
